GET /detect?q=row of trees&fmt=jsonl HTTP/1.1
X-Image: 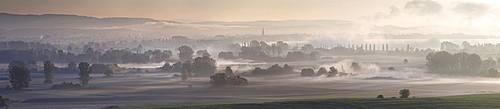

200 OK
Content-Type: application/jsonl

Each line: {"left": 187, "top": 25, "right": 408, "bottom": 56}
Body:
{"left": 8, "top": 60, "right": 94, "bottom": 90}
{"left": 251, "top": 64, "right": 294, "bottom": 76}
{"left": 426, "top": 51, "right": 482, "bottom": 74}
{"left": 425, "top": 51, "right": 500, "bottom": 77}
{"left": 209, "top": 73, "right": 248, "bottom": 87}
{"left": 0, "top": 42, "right": 208, "bottom": 64}
{"left": 0, "top": 47, "right": 174, "bottom": 63}
{"left": 300, "top": 67, "right": 339, "bottom": 77}
{"left": 0, "top": 41, "right": 56, "bottom": 51}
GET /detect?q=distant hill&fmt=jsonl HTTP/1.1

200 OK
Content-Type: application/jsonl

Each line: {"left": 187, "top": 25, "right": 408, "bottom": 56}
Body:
{"left": 0, "top": 13, "right": 166, "bottom": 30}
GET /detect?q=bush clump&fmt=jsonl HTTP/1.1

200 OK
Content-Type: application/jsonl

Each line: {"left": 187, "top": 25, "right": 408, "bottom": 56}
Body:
{"left": 300, "top": 68, "right": 314, "bottom": 76}
{"left": 399, "top": 89, "right": 410, "bottom": 98}
{"left": 376, "top": 95, "right": 384, "bottom": 98}
{"left": 51, "top": 82, "right": 82, "bottom": 89}
{"left": 209, "top": 73, "right": 248, "bottom": 87}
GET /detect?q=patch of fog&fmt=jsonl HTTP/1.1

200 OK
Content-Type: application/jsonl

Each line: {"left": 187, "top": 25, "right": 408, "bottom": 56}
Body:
{"left": 318, "top": 59, "right": 380, "bottom": 74}
{"left": 289, "top": 58, "right": 436, "bottom": 82}
{"left": 216, "top": 59, "right": 266, "bottom": 66}
{"left": 53, "top": 63, "right": 69, "bottom": 68}
{"left": 216, "top": 59, "right": 267, "bottom": 72}
{"left": 350, "top": 67, "right": 428, "bottom": 79}
{"left": 409, "top": 77, "right": 500, "bottom": 84}
{"left": 52, "top": 62, "right": 166, "bottom": 69}
{"left": 117, "top": 62, "right": 166, "bottom": 68}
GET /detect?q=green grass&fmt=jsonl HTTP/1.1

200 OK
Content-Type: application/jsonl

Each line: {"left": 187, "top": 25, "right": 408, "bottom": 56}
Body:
{"left": 118, "top": 94, "right": 500, "bottom": 109}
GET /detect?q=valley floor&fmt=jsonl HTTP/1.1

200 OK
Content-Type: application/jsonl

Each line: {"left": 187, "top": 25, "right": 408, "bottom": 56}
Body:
{"left": 1, "top": 54, "right": 500, "bottom": 109}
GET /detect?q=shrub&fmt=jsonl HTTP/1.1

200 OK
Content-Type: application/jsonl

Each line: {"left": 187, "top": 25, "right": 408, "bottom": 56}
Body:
{"left": 376, "top": 95, "right": 384, "bottom": 98}
{"left": 351, "top": 62, "right": 361, "bottom": 71}
{"left": 283, "top": 64, "right": 293, "bottom": 73}
{"left": 225, "top": 66, "right": 234, "bottom": 76}
{"left": 328, "top": 66, "right": 338, "bottom": 76}
{"left": 388, "top": 67, "right": 395, "bottom": 71}
{"left": 251, "top": 67, "right": 266, "bottom": 75}
{"left": 209, "top": 73, "right": 248, "bottom": 87}
{"left": 267, "top": 64, "right": 284, "bottom": 74}
{"left": 51, "top": 82, "right": 82, "bottom": 89}
{"left": 227, "top": 76, "right": 248, "bottom": 85}
{"left": 489, "top": 68, "right": 498, "bottom": 77}
{"left": 317, "top": 67, "right": 328, "bottom": 75}
{"left": 9, "top": 66, "right": 31, "bottom": 90}
{"left": 161, "top": 63, "right": 172, "bottom": 72}
{"left": 43, "top": 60, "right": 55, "bottom": 84}
{"left": 103, "top": 70, "right": 114, "bottom": 78}
{"left": 78, "top": 62, "right": 91, "bottom": 86}
{"left": 192, "top": 56, "right": 216, "bottom": 76}
{"left": 399, "top": 89, "right": 410, "bottom": 98}
{"left": 209, "top": 73, "right": 227, "bottom": 87}
{"left": 300, "top": 68, "right": 315, "bottom": 76}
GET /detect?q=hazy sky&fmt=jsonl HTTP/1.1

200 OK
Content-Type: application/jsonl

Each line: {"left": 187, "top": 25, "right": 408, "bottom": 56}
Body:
{"left": 2, "top": 0, "right": 500, "bottom": 35}
{"left": 0, "top": 0, "right": 416, "bottom": 21}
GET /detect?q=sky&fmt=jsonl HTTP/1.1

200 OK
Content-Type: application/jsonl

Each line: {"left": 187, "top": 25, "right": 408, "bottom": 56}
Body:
{"left": 0, "top": 0, "right": 451, "bottom": 21}
{"left": 2, "top": 0, "right": 500, "bottom": 35}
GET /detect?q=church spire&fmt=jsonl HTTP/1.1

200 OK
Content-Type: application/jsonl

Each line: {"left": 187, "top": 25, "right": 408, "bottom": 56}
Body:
{"left": 262, "top": 27, "right": 265, "bottom": 36}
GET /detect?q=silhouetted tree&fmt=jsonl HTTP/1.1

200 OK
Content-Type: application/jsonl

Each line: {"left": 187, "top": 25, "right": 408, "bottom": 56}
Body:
{"left": 196, "top": 50, "right": 208, "bottom": 56}
{"left": 351, "top": 62, "right": 361, "bottom": 71}
{"left": 68, "top": 61, "right": 77, "bottom": 69}
{"left": 377, "top": 95, "right": 384, "bottom": 98}
{"left": 202, "top": 53, "right": 211, "bottom": 57}
{"left": 43, "top": 60, "right": 55, "bottom": 84}
{"left": 283, "top": 64, "right": 293, "bottom": 73}
{"left": 0, "top": 95, "right": 6, "bottom": 107}
{"left": 181, "top": 60, "right": 192, "bottom": 80}
{"left": 317, "top": 67, "right": 328, "bottom": 75}
{"left": 466, "top": 53, "right": 482, "bottom": 73}
{"left": 301, "top": 44, "right": 314, "bottom": 53}
{"left": 309, "top": 51, "right": 321, "bottom": 60}
{"left": 227, "top": 76, "right": 248, "bottom": 85}
{"left": 489, "top": 68, "right": 498, "bottom": 77}
{"left": 78, "top": 62, "right": 91, "bottom": 86}
{"left": 301, "top": 68, "right": 315, "bottom": 76}
{"left": 192, "top": 56, "right": 216, "bottom": 76}
{"left": 426, "top": 51, "right": 456, "bottom": 73}
{"left": 171, "top": 62, "right": 182, "bottom": 72}
{"left": 104, "top": 70, "right": 114, "bottom": 78}
{"left": 181, "top": 68, "right": 189, "bottom": 81}
{"left": 225, "top": 66, "right": 234, "bottom": 76}
{"left": 8, "top": 60, "right": 27, "bottom": 71}
{"left": 251, "top": 67, "right": 265, "bottom": 75}
{"left": 9, "top": 66, "right": 31, "bottom": 90}
{"left": 403, "top": 59, "right": 408, "bottom": 63}
{"left": 388, "top": 67, "right": 396, "bottom": 71}
{"left": 285, "top": 51, "right": 308, "bottom": 61}
{"left": 210, "top": 73, "right": 227, "bottom": 87}
{"left": 483, "top": 57, "right": 496, "bottom": 70}
{"left": 218, "top": 52, "right": 234, "bottom": 59}
{"left": 267, "top": 64, "right": 284, "bottom": 74}
{"left": 249, "top": 40, "right": 260, "bottom": 47}
{"left": 328, "top": 66, "right": 338, "bottom": 76}
{"left": 161, "top": 63, "right": 172, "bottom": 72}
{"left": 178, "top": 46, "right": 194, "bottom": 62}
{"left": 399, "top": 89, "right": 410, "bottom": 98}
{"left": 427, "top": 51, "right": 482, "bottom": 74}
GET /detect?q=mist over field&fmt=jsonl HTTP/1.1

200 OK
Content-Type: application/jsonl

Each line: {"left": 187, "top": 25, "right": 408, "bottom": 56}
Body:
{"left": 2, "top": 0, "right": 500, "bottom": 108}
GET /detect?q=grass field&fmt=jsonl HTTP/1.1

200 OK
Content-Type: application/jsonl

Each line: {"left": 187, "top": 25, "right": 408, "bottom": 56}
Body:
{"left": 118, "top": 93, "right": 500, "bottom": 109}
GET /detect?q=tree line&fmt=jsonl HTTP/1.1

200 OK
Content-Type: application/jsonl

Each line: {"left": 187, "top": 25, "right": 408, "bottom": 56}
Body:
{"left": 426, "top": 51, "right": 499, "bottom": 77}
